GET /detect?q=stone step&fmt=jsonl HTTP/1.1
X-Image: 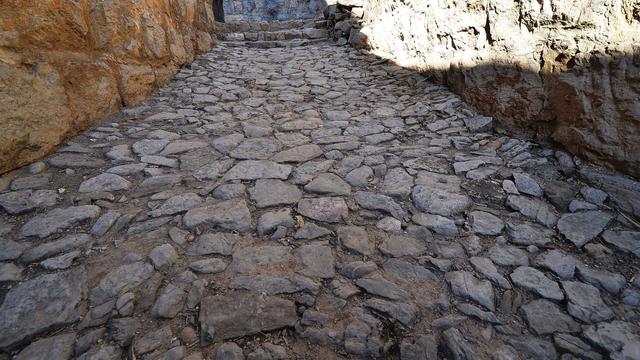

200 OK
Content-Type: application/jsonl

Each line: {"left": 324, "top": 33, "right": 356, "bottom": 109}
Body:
{"left": 224, "top": 38, "right": 330, "bottom": 49}
{"left": 221, "top": 28, "right": 328, "bottom": 42}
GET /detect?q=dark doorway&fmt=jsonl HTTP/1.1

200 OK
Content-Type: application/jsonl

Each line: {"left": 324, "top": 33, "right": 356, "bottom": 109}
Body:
{"left": 213, "top": 0, "right": 225, "bottom": 22}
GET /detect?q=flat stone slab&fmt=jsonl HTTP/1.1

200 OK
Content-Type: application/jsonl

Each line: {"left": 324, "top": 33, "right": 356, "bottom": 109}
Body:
{"left": 0, "top": 189, "right": 58, "bottom": 215}
{"left": 557, "top": 211, "right": 613, "bottom": 248}
{"left": 249, "top": 179, "right": 302, "bottom": 207}
{"left": 271, "top": 144, "right": 323, "bottom": 163}
{"left": 183, "top": 200, "right": 252, "bottom": 232}
{"left": 297, "top": 197, "right": 348, "bottom": 223}
{"left": 223, "top": 160, "right": 292, "bottom": 180}
{"left": 20, "top": 205, "right": 101, "bottom": 239}
{"left": 199, "top": 294, "right": 297, "bottom": 343}
{"left": 0, "top": 267, "right": 87, "bottom": 350}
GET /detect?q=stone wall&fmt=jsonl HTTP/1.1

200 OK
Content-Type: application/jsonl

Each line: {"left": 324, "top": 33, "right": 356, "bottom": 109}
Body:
{"left": 224, "top": 0, "right": 326, "bottom": 22}
{"left": 331, "top": 0, "right": 640, "bottom": 178}
{"left": 0, "top": 0, "right": 216, "bottom": 174}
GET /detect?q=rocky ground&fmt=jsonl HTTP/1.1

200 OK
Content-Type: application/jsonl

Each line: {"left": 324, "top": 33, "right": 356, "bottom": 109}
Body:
{"left": 1, "top": 38, "right": 640, "bottom": 360}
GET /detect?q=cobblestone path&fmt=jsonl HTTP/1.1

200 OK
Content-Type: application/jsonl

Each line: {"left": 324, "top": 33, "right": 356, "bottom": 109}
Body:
{"left": 1, "top": 41, "right": 640, "bottom": 359}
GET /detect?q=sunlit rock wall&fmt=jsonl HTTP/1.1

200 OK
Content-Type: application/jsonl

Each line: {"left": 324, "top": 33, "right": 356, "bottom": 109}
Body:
{"left": 345, "top": 0, "right": 640, "bottom": 177}
{"left": 0, "top": 0, "right": 216, "bottom": 174}
{"left": 224, "top": 0, "right": 325, "bottom": 22}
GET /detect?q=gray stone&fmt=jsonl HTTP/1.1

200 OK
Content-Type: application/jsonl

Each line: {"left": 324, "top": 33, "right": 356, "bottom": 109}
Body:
{"left": 470, "top": 257, "right": 511, "bottom": 289}
{"left": 20, "top": 233, "right": 92, "bottom": 263}
{"left": 412, "top": 186, "right": 471, "bottom": 217}
{"left": 383, "top": 258, "right": 436, "bottom": 280}
{"left": 152, "top": 283, "right": 186, "bottom": 318}
{"left": 199, "top": 294, "right": 297, "bottom": 342}
{"left": 0, "top": 262, "right": 23, "bottom": 282}
{"left": 189, "top": 258, "right": 227, "bottom": 274}
{"left": 364, "top": 298, "right": 418, "bottom": 326}
{"left": 149, "top": 244, "right": 178, "bottom": 271}
{"left": 15, "top": 333, "right": 76, "bottom": 360}
{"left": 291, "top": 160, "right": 335, "bottom": 184}
{"left": 562, "top": 281, "right": 614, "bottom": 323}
{"left": 507, "top": 221, "right": 553, "bottom": 246}
{"left": 470, "top": 211, "right": 504, "bottom": 235}
{"left": 0, "top": 190, "right": 58, "bottom": 215}
{"left": 535, "top": 250, "right": 576, "bottom": 279}
{"left": 576, "top": 263, "right": 626, "bottom": 294}
{"left": 183, "top": 200, "right": 252, "bottom": 232}
{"left": 304, "top": 173, "right": 351, "bottom": 196}
{"left": 583, "top": 321, "right": 640, "bottom": 359}
{"left": 140, "top": 155, "right": 178, "bottom": 168}
{"left": 231, "top": 245, "right": 293, "bottom": 274}
{"left": 356, "top": 275, "right": 410, "bottom": 300}
{"left": 90, "top": 262, "right": 154, "bottom": 305}
{"left": 20, "top": 205, "right": 101, "bottom": 239}
{"left": 488, "top": 243, "right": 529, "bottom": 266}
{"left": 186, "top": 233, "right": 239, "bottom": 256}
{"left": 212, "top": 133, "right": 244, "bottom": 154}
{"left": 193, "top": 160, "right": 235, "bottom": 181}
{"left": 79, "top": 174, "right": 131, "bottom": 193}
{"left": 445, "top": 270, "right": 495, "bottom": 310}
{"left": 345, "top": 166, "right": 373, "bottom": 187}
{"left": 49, "top": 153, "right": 105, "bottom": 168}
{"left": 513, "top": 173, "right": 543, "bottom": 197}
{"left": 257, "top": 208, "right": 295, "bottom": 237}
{"left": 295, "top": 244, "right": 335, "bottom": 278}
{"left": 553, "top": 334, "right": 603, "bottom": 360}
{"left": 557, "top": 211, "right": 613, "bottom": 248}
{"left": 249, "top": 179, "right": 302, "bottom": 207}
{"left": 0, "top": 267, "right": 87, "bottom": 350}
{"left": 581, "top": 187, "right": 608, "bottom": 205}
{"left": 229, "top": 138, "right": 281, "bottom": 160}
{"left": 382, "top": 167, "right": 414, "bottom": 197}
{"left": 223, "top": 160, "right": 292, "bottom": 181}
{"left": 507, "top": 338, "right": 557, "bottom": 360}
{"left": 294, "top": 222, "right": 331, "bottom": 239}
{"left": 272, "top": 144, "right": 323, "bottom": 163}
{"left": 215, "top": 342, "right": 245, "bottom": 360}
{"left": 455, "top": 303, "right": 500, "bottom": 324}
{"left": 40, "top": 250, "right": 80, "bottom": 270}
{"left": 379, "top": 234, "right": 427, "bottom": 257}
{"left": 602, "top": 230, "right": 640, "bottom": 256}
{"left": 354, "top": 191, "right": 406, "bottom": 219}
{"left": 229, "top": 274, "right": 319, "bottom": 295}
{"left": 297, "top": 197, "right": 348, "bottom": 223}
{"left": 132, "top": 139, "right": 169, "bottom": 155}
{"left": 91, "top": 211, "right": 121, "bottom": 236}
{"left": 337, "top": 226, "right": 374, "bottom": 255}
{"left": 441, "top": 328, "right": 477, "bottom": 360}
{"left": 150, "top": 193, "right": 203, "bottom": 217}
{"left": 339, "top": 261, "right": 378, "bottom": 279}
{"left": 106, "top": 163, "right": 147, "bottom": 175}
{"left": 464, "top": 115, "right": 493, "bottom": 132}
{"left": 412, "top": 212, "right": 458, "bottom": 236}
{"left": 506, "top": 195, "right": 558, "bottom": 227}
{"left": 510, "top": 266, "right": 564, "bottom": 301}
{"left": 520, "top": 299, "right": 580, "bottom": 335}
{"left": 134, "top": 326, "right": 173, "bottom": 355}
{"left": 160, "top": 140, "right": 208, "bottom": 156}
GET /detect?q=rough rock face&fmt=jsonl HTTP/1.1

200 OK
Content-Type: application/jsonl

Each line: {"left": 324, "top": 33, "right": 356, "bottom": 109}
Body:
{"left": 332, "top": 0, "right": 640, "bottom": 178}
{"left": 0, "top": 0, "right": 216, "bottom": 174}
{"left": 224, "top": 0, "right": 325, "bottom": 22}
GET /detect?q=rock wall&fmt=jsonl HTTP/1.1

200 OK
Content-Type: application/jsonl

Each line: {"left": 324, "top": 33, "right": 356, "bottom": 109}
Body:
{"left": 224, "top": 0, "right": 326, "bottom": 22}
{"left": 0, "top": 0, "right": 216, "bottom": 174}
{"left": 331, "top": 0, "right": 640, "bottom": 178}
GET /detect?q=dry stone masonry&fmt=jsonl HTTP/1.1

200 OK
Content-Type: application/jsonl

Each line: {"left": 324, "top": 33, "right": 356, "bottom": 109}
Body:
{"left": 1, "top": 28, "right": 640, "bottom": 359}
{"left": 328, "top": 0, "right": 640, "bottom": 178}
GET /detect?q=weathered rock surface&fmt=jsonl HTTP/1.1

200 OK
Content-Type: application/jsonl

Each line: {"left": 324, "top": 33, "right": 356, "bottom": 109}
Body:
{"left": 199, "top": 295, "right": 297, "bottom": 343}
{"left": 0, "top": 267, "right": 87, "bottom": 350}
{"left": 0, "top": 0, "right": 216, "bottom": 173}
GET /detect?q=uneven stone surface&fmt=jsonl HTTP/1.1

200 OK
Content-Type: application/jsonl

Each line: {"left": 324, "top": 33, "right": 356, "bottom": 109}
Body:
{"left": 0, "top": 34, "right": 638, "bottom": 360}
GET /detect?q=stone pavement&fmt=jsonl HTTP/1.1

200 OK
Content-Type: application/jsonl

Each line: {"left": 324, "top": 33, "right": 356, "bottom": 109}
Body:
{"left": 1, "top": 40, "right": 640, "bottom": 359}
